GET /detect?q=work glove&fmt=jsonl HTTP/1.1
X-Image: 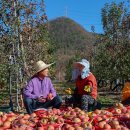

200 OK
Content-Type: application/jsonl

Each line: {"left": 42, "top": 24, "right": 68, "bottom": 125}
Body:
{"left": 65, "top": 88, "right": 73, "bottom": 94}
{"left": 84, "top": 85, "right": 91, "bottom": 93}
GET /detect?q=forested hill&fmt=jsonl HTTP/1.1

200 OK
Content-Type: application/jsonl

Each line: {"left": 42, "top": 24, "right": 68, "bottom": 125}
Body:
{"left": 47, "top": 17, "right": 97, "bottom": 81}
{"left": 48, "top": 17, "right": 96, "bottom": 53}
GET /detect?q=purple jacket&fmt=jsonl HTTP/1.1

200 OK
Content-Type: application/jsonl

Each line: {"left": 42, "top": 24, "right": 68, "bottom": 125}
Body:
{"left": 23, "top": 76, "right": 56, "bottom": 99}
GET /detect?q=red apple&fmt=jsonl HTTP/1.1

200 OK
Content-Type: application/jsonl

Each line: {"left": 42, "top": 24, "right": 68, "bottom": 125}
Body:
{"left": 123, "top": 113, "right": 130, "bottom": 118}
{"left": 114, "top": 108, "right": 121, "bottom": 114}
{"left": 74, "top": 126, "right": 83, "bottom": 130}
{"left": 30, "top": 113, "right": 37, "bottom": 118}
{"left": 0, "top": 112, "right": 3, "bottom": 116}
{"left": 92, "top": 113, "right": 97, "bottom": 117}
{"left": 116, "top": 102, "right": 124, "bottom": 109}
{"left": 23, "top": 114, "right": 30, "bottom": 120}
{"left": 25, "top": 127, "right": 33, "bottom": 130}
{"left": 79, "top": 111, "right": 85, "bottom": 115}
{"left": 52, "top": 108, "right": 58, "bottom": 114}
{"left": 94, "top": 109, "right": 101, "bottom": 114}
{"left": 126, "top": 109, "right": 130, "bottom": 114}
{"left": 73, "top": 117, "right": 81, "bottom": 123}
{"left": 81, "top": 123, "right": 87, "bottom": 128}
{"left": 70, "top": 111, "right": 77, "bottom": 116}
{"left": 98, "top": 121, "right": 106, "bottom": 129}
{"left": 2, "top": 114, "right": 7, "bottom": 122}
{"left": 67, "top": 107, "right": 73, "bottom": 111}
{"left": 41, "top": 118, "right": 48, "bottom": 125}
{"left": 97, "top": 116, "right": 103, "bottom": 122}
{"left": 121, "top": 107, "right": 127, "bottom": 113}
{"left": 113, "top": 124, "right": 121, "bottom": 129}
{"left": 104, "top": 123, "right": 111, "bottom": 129}
{"left": 6, "top": 117, "right": 12, "bottom": 122}
{"left": 109, "top": 120, "right": 119, "bottom": 128}
{"left": 28, "top": 122, "right": 36, "bottom": 127}
{"left": 3, "top": 121, "right": 11, "bottom": 129}
{"left": 74, "top": 107, "right": 81, "bottom": 112}
{"left": 62, "top": 124, "right": 71, "bottom": 129}
{"left": 57, "top": 109, "right": 61, "bottom": 115}
{"left": 80, "top": 117, "right": 89, "bottom": 122}
{"left": 87, "top": 123, "right": 93, "bottom": 129}
{"left": 56, "top": 117, "right": 64, "bottom": 124}
{"left": 112, "top": 120, "right": 119, "bottom": 125}
{"left": 47, "top": 125, "right": 55, "bottom": 130}
{"left": 8, "top": 111, "right": 16, "bottom": 116}
{"left": 33, "top": 117, "right": 39, "bottom": 123}
{"left": 37, "top": 127, "right": 43, "bottom": 130}
{"left": 0, "top": 127, "right": 5, "bottom": 130}
{"left": 19, "top": 118, "right": 26, "bottom": 125}
{"left": 68, "top": 126, "right": 75, "bottom": 130}
{"left": 47, "top": 109, "right": 51, "bottom": 115}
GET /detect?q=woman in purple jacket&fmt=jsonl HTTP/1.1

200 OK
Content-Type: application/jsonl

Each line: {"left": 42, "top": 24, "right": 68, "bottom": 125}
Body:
{"left": 23, "top": 60, "right": 62, "bottom": 114}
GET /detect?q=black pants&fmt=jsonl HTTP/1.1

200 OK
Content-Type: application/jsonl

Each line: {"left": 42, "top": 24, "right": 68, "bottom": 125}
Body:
{"left": 24, "top": 95, "right": 62, "bottom": 114}
{"left": 66, "top": 94, "right": 101, "bottom": 112}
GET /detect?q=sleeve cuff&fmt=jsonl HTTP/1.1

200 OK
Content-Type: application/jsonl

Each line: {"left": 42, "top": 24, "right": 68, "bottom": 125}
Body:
{"left": 31, "top": 95, "right": 38, "bottom": 99}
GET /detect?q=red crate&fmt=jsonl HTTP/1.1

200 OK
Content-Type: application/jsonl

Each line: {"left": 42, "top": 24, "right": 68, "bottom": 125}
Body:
{"left": 34, "top": 108, "right": 47, "bottom": 117}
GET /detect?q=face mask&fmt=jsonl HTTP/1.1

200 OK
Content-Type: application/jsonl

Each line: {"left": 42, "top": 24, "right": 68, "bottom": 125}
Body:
{"left": 81, "top": 67, "right": 90, "bottom": 79}
{"left": 71, "top": 68, "right": 80, "bottom": 81}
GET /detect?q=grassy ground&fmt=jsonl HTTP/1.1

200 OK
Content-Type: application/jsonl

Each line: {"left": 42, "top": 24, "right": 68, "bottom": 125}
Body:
{"left": 53, "top": 82, "right": 121, "bottom": 108}
{"left": 0, "top": 82, "right": 121, "bottom": 112}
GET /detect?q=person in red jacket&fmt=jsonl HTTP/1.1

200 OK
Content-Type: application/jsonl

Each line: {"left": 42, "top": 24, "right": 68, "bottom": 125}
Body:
{"left": 66, "top": 59, "right": 99, "bottom": 112}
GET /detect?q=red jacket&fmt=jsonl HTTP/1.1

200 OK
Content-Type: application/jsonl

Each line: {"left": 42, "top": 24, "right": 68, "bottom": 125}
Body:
{"left": 76, "top": 73, "right": 97, "bottom": 99}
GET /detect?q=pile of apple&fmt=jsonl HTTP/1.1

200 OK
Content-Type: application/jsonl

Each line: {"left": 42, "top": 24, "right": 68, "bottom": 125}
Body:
{"left": 0, "top": 112, "right": 39, "bottom": 130}
{"left": 92, "top": 103, "right": 130, "bottom": 130}
{"left": 0, "top": 103, "right": 129, "bottom": 130}
{"left": 35, "top": 107, "right": 93, "bottom": 130}
{"left": 0, "top": 107, "right": 93, "bottom": 130}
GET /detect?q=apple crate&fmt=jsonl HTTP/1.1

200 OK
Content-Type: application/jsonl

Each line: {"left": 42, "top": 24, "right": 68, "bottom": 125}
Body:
{"left": 34, "top": 108, "right": 47, "bottom": 117}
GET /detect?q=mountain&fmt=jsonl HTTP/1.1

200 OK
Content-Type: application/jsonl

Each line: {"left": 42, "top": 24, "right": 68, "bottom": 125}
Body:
{"left": 48, "top": 17, "right": 96, "bottom": 52}
{"left": 47, "top": 17, "right": 97, "bottom": 81}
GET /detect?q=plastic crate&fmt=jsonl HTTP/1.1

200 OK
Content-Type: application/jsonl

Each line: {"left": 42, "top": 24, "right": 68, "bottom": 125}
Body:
{"left": 34, "top": 108, "right": 47, "bottom": 117}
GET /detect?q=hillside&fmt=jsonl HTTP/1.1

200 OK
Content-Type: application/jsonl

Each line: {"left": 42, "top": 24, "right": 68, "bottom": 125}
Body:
{"left": 48, "top": 17, "right": 96, "bottom": 52}
{"left": 47, "top": 17, "right": 97, "bottom": 81}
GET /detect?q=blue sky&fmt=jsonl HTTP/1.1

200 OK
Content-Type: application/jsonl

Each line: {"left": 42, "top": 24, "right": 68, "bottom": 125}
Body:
{"left": 45, "top": 0, "right": 127, "bottom": 34}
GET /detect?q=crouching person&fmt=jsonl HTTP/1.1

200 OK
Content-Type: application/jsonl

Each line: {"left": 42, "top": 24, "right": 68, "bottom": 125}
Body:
{"left": 66, "top": 59, "right": 101, "bottom": 112}
{"left": 121, "top": 78, "right": 130, "bottom": 105}
{"left": 23, "top": 60, "right": 62, "bottom": 114}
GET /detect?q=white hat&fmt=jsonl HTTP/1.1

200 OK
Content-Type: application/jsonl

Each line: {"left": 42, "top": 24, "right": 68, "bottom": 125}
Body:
{"left": 35, "top": 60, "right": 54, "bottom": 74}
{"left": 73, "top": 59, "right": 90, "bottom": 69}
